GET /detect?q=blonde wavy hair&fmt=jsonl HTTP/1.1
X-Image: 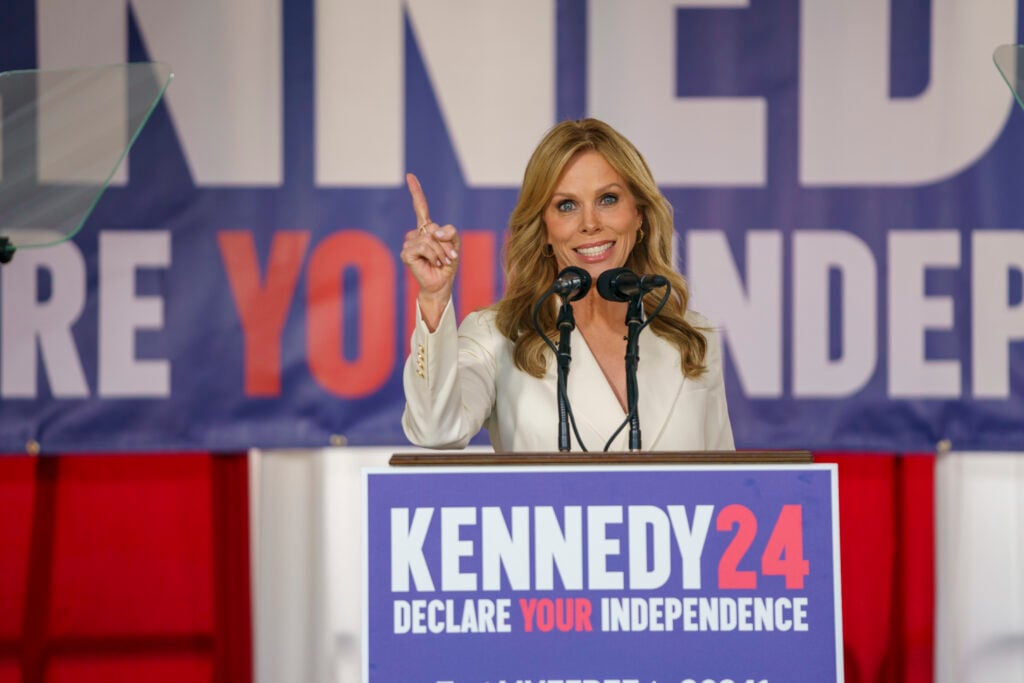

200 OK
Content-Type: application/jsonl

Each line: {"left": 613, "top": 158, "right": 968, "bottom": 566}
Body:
{"left": 494, "top": 118, "right": 707, "bottom": 379}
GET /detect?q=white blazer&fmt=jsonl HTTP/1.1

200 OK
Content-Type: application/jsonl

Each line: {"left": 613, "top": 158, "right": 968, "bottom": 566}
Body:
{"left": 402, "top": 301, "right": 735, "bottom": 452}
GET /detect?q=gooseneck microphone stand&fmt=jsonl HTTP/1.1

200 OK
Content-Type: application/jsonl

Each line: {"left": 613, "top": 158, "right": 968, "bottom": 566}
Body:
{"left": 532, "top": 266, "right": 591, "bottom": 452}
{"left": 623, "top": 293, "right": 644, "bottom": 451}
{"left": 597, "top": 267, "right": 672, "bottom": 453}
{"left": 555, "top": 294, "right": 577, "bottom": 452}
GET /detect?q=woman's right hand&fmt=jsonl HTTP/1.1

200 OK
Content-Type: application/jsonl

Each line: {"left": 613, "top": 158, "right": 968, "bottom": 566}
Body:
{"left": 400, "top": 173, "right": 460, "bottom": 330}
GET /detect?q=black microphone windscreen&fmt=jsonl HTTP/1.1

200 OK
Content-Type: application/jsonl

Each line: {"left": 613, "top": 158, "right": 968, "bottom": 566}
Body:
{"left": 641, "top": 274, "right": 668, "bottom": 289}
{"left": 597, "top": 267, "right": 637, "bottom": 302}
{"left": 553, "top": 266, "right": 591, "bottom": 301}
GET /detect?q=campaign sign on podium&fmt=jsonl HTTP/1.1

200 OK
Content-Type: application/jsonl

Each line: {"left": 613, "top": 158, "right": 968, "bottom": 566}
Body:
{"left": 364, "top": 464, "right": 842, "bottom": 683}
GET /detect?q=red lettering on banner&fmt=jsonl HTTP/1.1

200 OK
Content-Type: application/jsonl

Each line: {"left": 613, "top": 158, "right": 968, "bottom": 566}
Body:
{"left": 218, "top": 227, "right": 499, "bottom": 397}
{"left": 217, "top": 230, "right": 310, "bottom": 396}
{"left": 519, "top": 597, "right": 538, "bottom": 632}
{"left": 574, "top": 596, "right": 594, "bottom": 631}
{"left": 518, "top": 597, "right": 592, "bottom": 632}
{"left": 761, "top": 504, "right": 810, "bottom": 589}
{"left": 536, "top": 598, "right": 554, "bottom": 631}
{"left": 717, "top": 504, "right": 759, "bottom": 589}
{"left": 307, "top": 231, "right": 396, "bottom": 397}
{"left": 457, "top": 231, "right": 498, "bottom": 317}
{"left": 404, "top": 267, "right": 420, "bottom": 357}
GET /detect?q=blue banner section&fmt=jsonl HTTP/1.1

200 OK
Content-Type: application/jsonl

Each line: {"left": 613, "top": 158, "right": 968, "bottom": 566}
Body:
{"left": 365, "top": 465, "right": 842, "bottom": 682}
{"left": 0, "top": 1, "right": 1023, "bottom": 452}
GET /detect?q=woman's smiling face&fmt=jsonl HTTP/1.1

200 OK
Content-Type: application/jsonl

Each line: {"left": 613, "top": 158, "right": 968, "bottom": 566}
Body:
{"left": 543, "top": 150, "right": 642, "bottom": 281}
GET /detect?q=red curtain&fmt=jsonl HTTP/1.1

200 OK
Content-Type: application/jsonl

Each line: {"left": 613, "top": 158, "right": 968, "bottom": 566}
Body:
{"left": 0, "top": 453, "right": 251, "bottom": 683}
{"left": 816, "top": 453, "right": 935, "bottom": 683}
{"left": 0, "top": 451, "right": 932, "bottom": 683}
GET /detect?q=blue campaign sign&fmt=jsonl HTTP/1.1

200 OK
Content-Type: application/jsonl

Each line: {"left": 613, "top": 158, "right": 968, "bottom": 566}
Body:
{"left": 364, "top": 465, "right": 843, "bottom": 683}
{"left": 1, "top": 2, "right": 1023, "bottom": 453}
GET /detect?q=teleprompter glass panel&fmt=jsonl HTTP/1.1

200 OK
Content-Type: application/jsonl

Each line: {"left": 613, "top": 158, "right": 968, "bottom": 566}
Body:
{"left": 0, "top": 62, "right": 172, "bottom": 250}
{"left": 994, "top": 44, "right": 1024, "bottom": 114}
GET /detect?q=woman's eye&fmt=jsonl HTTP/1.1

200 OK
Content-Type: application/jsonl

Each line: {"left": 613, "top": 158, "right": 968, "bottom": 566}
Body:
{"left": 599, "top": 193, "right": 618, "bottom": 205}
{"left": 556, "top": 199, "right": 575, "bottom": 212}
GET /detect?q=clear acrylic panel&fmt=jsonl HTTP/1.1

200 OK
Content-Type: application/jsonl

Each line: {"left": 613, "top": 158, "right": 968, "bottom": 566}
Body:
{"left": 994, "top": 44, "right": 1024, "bottom": 113}
{"left": 0, "top": 62, "right": 172, "bottom": 251}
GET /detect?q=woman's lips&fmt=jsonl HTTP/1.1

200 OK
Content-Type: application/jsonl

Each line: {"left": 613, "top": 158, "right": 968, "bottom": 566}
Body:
{"left": 574, "top": 241, "right": 614, "bottom": 259}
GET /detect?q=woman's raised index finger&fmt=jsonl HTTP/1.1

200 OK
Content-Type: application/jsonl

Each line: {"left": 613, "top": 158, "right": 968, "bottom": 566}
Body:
{"left": 405, "top": 173, "right": 431, "bottom": 227}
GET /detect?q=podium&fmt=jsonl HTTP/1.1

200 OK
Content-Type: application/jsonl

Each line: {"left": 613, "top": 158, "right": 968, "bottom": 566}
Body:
{"left": 364, "top": 451, "right": 843, "bottom": 682}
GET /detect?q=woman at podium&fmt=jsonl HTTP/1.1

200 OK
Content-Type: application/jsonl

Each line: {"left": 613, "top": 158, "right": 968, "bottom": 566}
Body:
{"left": 400, "top": 118, "right": 733, "bottom": 453}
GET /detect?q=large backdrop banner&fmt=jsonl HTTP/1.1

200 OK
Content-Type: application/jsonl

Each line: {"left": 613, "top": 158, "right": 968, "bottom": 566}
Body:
{"left": 0, "top": 1, "right": 1022, "bottom": 453}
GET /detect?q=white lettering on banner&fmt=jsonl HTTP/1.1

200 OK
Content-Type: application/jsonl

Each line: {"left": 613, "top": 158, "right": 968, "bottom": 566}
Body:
{"left": 688, "top": 229, "right": 1024, "bottom": 400}
{"left": 669, "top": 504, "right": 713, "bottom": 590}
{"left": 35, "top": 68, "right": 128, "bottom": 185}
{"left": 27, "top": 2, "right": 1018, "bottom": 189}
{"left": 393, "top": 598, "right": 512, "bottom": 634}
{"left": 390, "top": 504, "right": 715, "bottom": 592}
{"left": 391, "top": 507, "right": 436, "bottom": 592}
{"left": 587, "top": 505, "right": 624, "bottom": 590}
{"left": 625, "top": 505, "right": 713, "bottom": 591}
{"left": 601, "top": 596, "right": 809, "bottom": 632}
{"left": 686, "top": 231, "right": 783, "bottom": 397}
{"left": 482, "top": 507, "right": 531, "bottom": 591}
{"left": 315, "top": 0, "right": 401, "bottom": 186}
{"left": 972, "top": 231, "right": 1024, "bottom": 398}
{"left": 98, "top": 232, "right": 171, "bottom": 397}
{"left": 800, "top": 0, "right": 1016, "bottom": 185}
{"left": 36, "top": 0, "right": 282, "bottom": 185}
{"left": 1, "top": 242, "right": 88, "bottom": 397}
{"left": 0, "top": 232, "right": 173, "bottom": 399}
{"left": 889, "top": 231, "right": 960, "bottom": 398}
{"left": 588, "top": 0, "right": 766, "bottom": 186}
{"left": 441, "top": 507, "right": 477, "bottom": 591}
{"left": 792, "top": 231, "right": 877, "bottom": 397}
{"left": 1, "top": 229, "right": 1018, "bottom": 402}
{"left": 315, "top": 0, "right": 554, "bottom": 186}
{"left": 627, "top": 505, "right": 671, "bottom": 590}
{"left": 535, "top": 506, "right": 584, "bottom": 590}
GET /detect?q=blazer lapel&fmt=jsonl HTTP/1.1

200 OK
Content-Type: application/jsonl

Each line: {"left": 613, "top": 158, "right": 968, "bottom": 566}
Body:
{"left": 564, "top": 328, "right": 630, "bottom": 451}
{"left": 556, "top": 327, "right": 685, "bottom": 452}
{"left": 635, "top": 328, "right": 686, "bottom": 449}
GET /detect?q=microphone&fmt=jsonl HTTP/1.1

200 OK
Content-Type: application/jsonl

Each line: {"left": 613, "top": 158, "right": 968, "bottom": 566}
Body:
{"left": 550, "top": 266, "right": 592, "bottom": 301}
{"left": 596, "top": 268, "right": 667, "bottom": 302}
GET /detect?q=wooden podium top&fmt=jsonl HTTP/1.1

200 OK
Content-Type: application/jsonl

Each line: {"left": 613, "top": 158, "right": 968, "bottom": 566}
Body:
{"left": 388, "top": 450, "right": 813, "bottom": 467}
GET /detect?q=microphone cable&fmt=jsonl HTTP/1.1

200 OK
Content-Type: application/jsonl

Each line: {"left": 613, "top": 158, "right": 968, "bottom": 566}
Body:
{"left": 532, "top": 290, "right": 589, "bottom": 452}
{"left": 602, "top": 280, "right": 672, "bottom": 452}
